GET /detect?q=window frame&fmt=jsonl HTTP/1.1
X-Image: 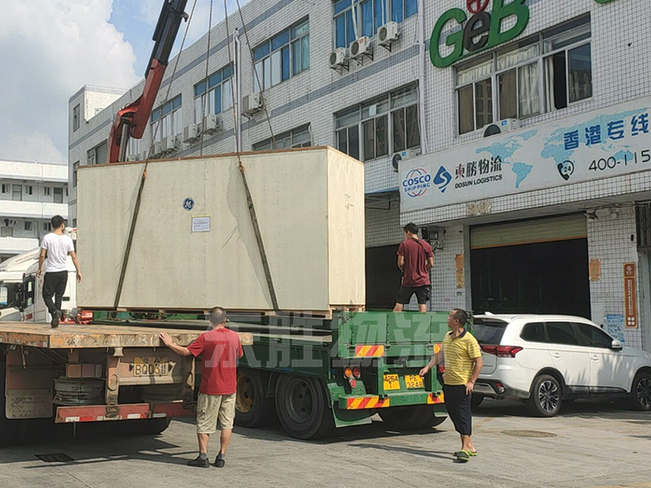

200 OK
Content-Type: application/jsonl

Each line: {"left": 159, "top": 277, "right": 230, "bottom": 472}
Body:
{"left": 253, "top": 18, "right": 309, "bottom": 93}
{"left": 72, "top": 104, "right": 80, "bottom": 132}
{"left": 335, "top": 84, "right": 420, "bottom": 162}
{"left": 151, "top": 95, "right": 182, "bottom": 144}
{"left": 253, "top": 125, "right": 312, "bottom": 151}
{"left": 73, "top": 162, "right": 79, "bottom": 189}
{"left": 53, "top": 187, "right": 64, "bottom": 204}
{"left": 454, "top": 15, "right": 592, "bottom": 136}
{"left": 194, "top": 64, "right": 233, "bottom": 125}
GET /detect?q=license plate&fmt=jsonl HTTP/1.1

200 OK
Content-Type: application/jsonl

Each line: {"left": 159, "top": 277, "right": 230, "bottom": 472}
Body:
{"left": 383, "top": 374, "right": 400, "bottom": 391}
{"left": 131, "top": 357, "right": 169, "bottom": 377}
{"left": 405, "top": 374, "right": 424, "bottom": 389}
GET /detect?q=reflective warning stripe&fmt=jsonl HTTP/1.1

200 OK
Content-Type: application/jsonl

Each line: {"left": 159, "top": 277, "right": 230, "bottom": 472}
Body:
{"left": 346, "top": 396, "right": 390, "bottom": 409}
{"left": 427, "top": 393, "right": 444, "bottom": 404}
{"left": 354, "top": 345, "right": 385, "bottom": 357}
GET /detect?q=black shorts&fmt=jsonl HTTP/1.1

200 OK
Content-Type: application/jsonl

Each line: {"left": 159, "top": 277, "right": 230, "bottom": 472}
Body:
{"left": 396, "top": 285, "right": 431, "bottom": 304}
{"left": 443, "top": 384, "right": 472, "bottom": 436}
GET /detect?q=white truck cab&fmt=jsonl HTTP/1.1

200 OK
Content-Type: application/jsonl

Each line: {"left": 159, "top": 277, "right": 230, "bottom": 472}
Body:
{"left": 0, "top": 248, "right": 40, "bottom": 321}
{"left": 20, "top": 257, "right": 78, "bottom": 324}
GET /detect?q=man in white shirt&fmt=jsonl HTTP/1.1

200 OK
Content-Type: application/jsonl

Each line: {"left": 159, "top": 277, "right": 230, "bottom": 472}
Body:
{"left": 36, "top": 215, "right": 82, "bottom": 328}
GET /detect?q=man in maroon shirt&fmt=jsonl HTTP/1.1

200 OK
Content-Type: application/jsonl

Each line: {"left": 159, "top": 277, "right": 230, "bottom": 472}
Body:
{"left": 393, "top": 222, "right": 434, "bottom": 313}
{"left": 160, "top": 306, "right": 243, "bottom": 468}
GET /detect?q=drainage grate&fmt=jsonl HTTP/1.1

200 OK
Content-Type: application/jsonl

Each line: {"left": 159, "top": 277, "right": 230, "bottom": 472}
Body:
{"left": 35, "top": 453, "right": 74, "bottom": 463}
{"left": 501, "top": 430, "right": 557, "bottom": 438}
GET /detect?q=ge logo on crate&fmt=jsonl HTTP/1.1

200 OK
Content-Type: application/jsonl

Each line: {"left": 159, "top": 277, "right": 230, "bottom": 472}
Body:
{"left": 183, "top": 198, "right": 195, "bottom": 211}
{"left": 402, "top": 168, "right": 432, "bottom": 198}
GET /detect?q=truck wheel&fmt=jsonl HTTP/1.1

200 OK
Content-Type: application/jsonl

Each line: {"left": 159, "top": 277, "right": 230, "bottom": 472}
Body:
{"left": 379, "top": 405, "right": 445, "bottom": 430}
{"left": 630, "top": 372, "right": 651, "bottom": 411}
{"left": 526, "top": 374, "right": 562, "bottom": 417}
{"left": 275, "top": 374, "right": 334, "bottom": 440}
{"left": 144, "top": 418, "right": 172, "bottom": 435}
{"left": 235, "top": 369, "right": 276, "bottom": 427}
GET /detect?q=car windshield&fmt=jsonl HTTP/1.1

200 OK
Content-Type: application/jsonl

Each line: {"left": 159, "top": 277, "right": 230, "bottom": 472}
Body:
{"left": 473, "top": 318, "right": 508, "bottom": 344}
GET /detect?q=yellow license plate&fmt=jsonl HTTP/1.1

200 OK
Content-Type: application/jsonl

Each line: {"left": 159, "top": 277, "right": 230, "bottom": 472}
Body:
{"left": 405, "top": 374, "right": 424, "bottom": 389}
{"left": 132, "top": 357, "right": 169, "bottom": 377}
{"left": 383, "top": 374, "right": 400, "bottom": 391}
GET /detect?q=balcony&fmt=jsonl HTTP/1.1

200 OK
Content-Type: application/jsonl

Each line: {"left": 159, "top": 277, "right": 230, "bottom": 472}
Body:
{"left": 0, "top": 200, "right": 68, "bottom": 219}
{"left": 0, "top": 237, "right": 39, "bottom": 254}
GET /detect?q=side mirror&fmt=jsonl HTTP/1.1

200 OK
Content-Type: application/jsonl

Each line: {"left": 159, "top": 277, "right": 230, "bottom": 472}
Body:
{"left": 611, "top": 339, "right": 623, "bottom": 351}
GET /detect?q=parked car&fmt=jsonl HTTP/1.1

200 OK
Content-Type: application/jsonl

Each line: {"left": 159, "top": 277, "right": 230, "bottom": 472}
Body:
{"left": 471, "top": 314, "right": 651, "bottom": 416}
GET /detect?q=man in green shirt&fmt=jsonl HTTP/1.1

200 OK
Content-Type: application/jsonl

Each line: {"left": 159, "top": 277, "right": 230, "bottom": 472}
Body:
{"left": 420, "top": 308, "right": 483, "bottom": 462}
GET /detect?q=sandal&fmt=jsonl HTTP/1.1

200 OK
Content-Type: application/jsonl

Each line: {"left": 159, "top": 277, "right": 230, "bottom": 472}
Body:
{"left": 454, "top": 450, "right": 478, "bottom": 458}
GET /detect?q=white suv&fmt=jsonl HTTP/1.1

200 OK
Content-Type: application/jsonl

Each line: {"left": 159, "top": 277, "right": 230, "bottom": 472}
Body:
{"left": 471, "top": 314, "right": 651, "bottom": 416}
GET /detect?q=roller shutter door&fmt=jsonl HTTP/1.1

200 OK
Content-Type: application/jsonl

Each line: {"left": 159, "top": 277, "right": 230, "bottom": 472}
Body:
{"left": 471, "top": 214, "right": 587, "bottom": 250}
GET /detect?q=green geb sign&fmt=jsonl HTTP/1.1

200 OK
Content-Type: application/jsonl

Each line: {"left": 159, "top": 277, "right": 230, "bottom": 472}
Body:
{"left": 430, "top": 0, "right": 530, "bottom": 68}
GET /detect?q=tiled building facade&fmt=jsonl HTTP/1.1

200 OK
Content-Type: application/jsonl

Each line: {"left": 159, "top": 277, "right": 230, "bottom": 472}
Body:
{"left": 69, "top": 0, "right": 651, "bottom": 351}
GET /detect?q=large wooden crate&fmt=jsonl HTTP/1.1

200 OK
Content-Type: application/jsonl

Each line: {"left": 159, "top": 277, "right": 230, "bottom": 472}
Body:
{"left": 76, "top": 147, "right": 365, "bottom": 314}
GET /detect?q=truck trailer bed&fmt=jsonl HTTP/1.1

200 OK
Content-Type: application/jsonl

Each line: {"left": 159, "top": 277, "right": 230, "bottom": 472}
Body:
{"left": 0, "top": 322, "right": 253, "bottom": 349}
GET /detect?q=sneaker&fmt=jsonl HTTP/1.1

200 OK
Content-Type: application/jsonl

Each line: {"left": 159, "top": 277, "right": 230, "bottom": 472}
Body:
{"left": 187, "top": 455, "right": 210, "bottom": 468}
{"left": 51, "top": 310, "right": 61, "bottom": 328}
{"left": 213, "top": 457, "right": 225, "bottom": 468}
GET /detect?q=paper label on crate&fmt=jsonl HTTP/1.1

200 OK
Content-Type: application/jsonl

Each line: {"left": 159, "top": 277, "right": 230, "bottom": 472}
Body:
{"left": 192, "top": 216, "right": 211, "bottom": 233}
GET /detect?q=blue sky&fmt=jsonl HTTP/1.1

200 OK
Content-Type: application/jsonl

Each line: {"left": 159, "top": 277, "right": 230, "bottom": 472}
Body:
{"left": 0, "top": 0, "right": 248, "bottom": 165}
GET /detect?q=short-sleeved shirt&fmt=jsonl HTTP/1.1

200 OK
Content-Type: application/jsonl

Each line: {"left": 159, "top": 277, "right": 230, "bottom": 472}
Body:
{"left": 441, "top": 329, "right": 482, "bottom": 386}
{"left": 187, "top": 327, "right": 243, "bottom": 395}
{"left": 397, "top": 238, "right": 433, "bottom": 287}
{"left": 41, "top": 233, "right": 74, "bottom": 273}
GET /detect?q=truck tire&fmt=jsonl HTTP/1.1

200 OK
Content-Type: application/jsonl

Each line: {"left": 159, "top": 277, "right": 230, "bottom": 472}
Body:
{"left": 143, "top": 418, "right": 172, "bottom": 435}
{"left": 235, "top": 369, "right": 276, "bottom": 428}
{"left": 275, "top": 374, "right": 334, "bottom": 440}
{"left": 379, "top": 405, "right": 446, "bottom": 430}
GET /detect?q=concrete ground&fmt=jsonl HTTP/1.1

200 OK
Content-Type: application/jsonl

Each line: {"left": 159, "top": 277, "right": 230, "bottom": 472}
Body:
{"left": 1, "top": 399, "right": 650, "bottom": 488}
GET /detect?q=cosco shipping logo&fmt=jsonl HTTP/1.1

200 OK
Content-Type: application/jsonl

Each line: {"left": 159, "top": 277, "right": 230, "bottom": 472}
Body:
{"left": 402, "top": 166, "right": 452, "bottom": 198}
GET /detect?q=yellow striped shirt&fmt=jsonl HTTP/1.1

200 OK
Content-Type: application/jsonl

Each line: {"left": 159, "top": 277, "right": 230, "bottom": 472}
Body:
{"left": 441, "top": 329, "right": 482, "bottom": 386}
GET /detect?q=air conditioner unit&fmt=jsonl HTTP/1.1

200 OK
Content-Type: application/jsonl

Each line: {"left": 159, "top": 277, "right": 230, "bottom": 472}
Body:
{"left": 152, "top": 142, "right": 163, "bottom": 158}
{"left": 202, "top": 114, "right": 220, "bottom": 134}
{"left": 242, "top": 92, "right": 263, "bottom": 116}
{"left": 391, "top": 148, "right": 420, "bottom": 172}
{"left": 378, "top": 22, "right": 399, "bottom": 46}
{"left": 350, "top": 36, "right": 371, "bottom": 59}
{"left": 483, "top": 118, "right": 520, "bottom": 137}
{"left": 126, "top": 154, "right": 137, "bottom": 162}
{"left": 183, "top": 123, "right": 200, "bottom": 143}
{"left": 162, "top": 135, "right": 180, "bottom": 153}
{"left": 329, "top": 48, "right": 348, "bottom": 69}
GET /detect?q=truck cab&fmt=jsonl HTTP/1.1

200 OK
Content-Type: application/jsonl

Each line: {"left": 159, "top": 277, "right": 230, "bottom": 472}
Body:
{"left": 19, "top": 258, "right": 78, "bottom": 324}
{"left": 0, "top": 248, "right": 40, "bottom": 322}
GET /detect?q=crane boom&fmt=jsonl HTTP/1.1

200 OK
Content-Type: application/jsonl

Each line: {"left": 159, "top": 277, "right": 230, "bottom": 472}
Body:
{"left": 108, "top": 0, "right": 189, "bottom": 164}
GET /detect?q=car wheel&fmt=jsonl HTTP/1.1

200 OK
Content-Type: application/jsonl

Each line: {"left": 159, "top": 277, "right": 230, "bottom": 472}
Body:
{"left": 471, "top": 394, "right": 484, "bottom": 410}
{"left": 526, "top": 374, "right": 562, "bottom": 417}
{"left": 630, "top": 372, "right": 651, "bottom": 411}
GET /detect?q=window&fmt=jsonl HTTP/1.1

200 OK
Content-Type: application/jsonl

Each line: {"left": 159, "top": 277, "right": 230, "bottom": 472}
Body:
{"left": 455, "top": 15, "right": 591, "bottom": 135}
{"left": 254, "top": 19, "right": 309, "bottom": 92}
{"left": 253, "top": 125, "right": 312, "bottom": 151}
{"left": 151, "top": 95, "right": 182, "bottom": 144}
{"left": 546, "top": 322, "right": 579, "bottom": 346}
{"left": 521, "top": 322, "right": 546, "bottom": 343}
{"left": 0, "top": 227, "right": 13, "bottom": 238}
{"left": 43, "top": 187, "right": 51, "bottom": 196}
{"left": 72, "top": 219, "right": 77, "bottom": 227}
{"left": 25, "top": 185, "right": 33, "bottom": 195}
{"left": 194, "top": 65, "right": 233, "bottom": 124}
{"left": 12, "top": 184, "right": 22, "bottom": 201}
{"left": 87, "top": 140, "right": 108, "bottom": 165}
{"left": 72, "top": 104, "right": 80, "bottom": 132}
{"left": 53, "top": 187, "right": 63, "bottom": 204}
{"left": 574, "top": 323, "right": 613, "bottom": 349}
{"left": 472, "top": 319, "right": 508, "bottom": 344}
{"left": 336, "top": 84, "right": 420, "bottom": 162}
{"left": 73, "top": 161, "right": 79, "bottom": 188}
{"left": 334, "top": 0, "right": 417, "bottom": 48}
{"left": 1, "top": 184, "right": 9, "bottom": 194}
{"left": 24, "top": 222, "right": 32, "bottom": 231}
{"left": 43, "top": 223, "right": 52, "bottom": 232}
